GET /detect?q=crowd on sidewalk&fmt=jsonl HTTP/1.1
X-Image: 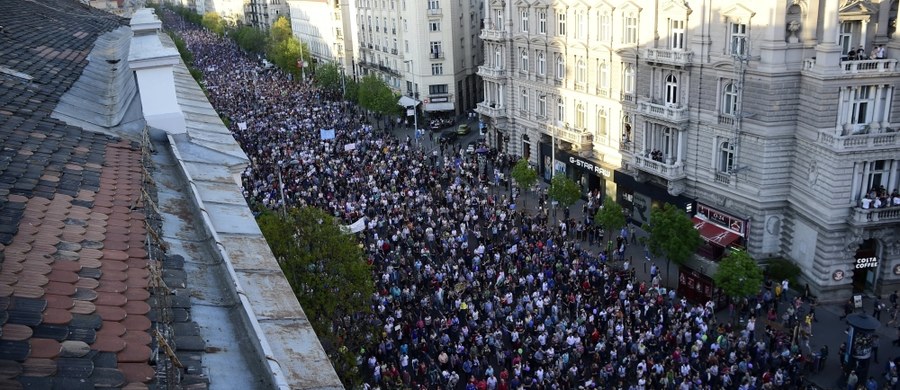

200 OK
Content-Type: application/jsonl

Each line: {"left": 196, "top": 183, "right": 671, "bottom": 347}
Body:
{"left": 162, "top": 12, "right": 896, "bottom": 390}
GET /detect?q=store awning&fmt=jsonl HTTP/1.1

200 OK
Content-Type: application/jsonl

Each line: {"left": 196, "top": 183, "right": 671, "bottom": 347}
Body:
{"left": 397, "top": 95, "right": 419, "bottom": 107}
{"left": 424, "top": 102, "right": 454, "bottom": 112}
{"left": 692, "top": 217, "right": 740, "bottom": 247}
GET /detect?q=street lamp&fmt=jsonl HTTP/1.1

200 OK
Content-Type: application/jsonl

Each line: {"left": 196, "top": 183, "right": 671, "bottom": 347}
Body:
{"left": 404, "top": 59, "right": 419, "bottom": 142}
{"left": 277, "top": 159, "right": 299, "bottom": 216}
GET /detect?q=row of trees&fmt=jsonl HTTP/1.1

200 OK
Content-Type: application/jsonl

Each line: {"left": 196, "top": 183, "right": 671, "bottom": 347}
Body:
{"left": 508, "top": 158, "right": 764, "bottom": 300}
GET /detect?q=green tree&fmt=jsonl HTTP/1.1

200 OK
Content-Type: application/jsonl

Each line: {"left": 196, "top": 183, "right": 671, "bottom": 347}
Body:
{"left": 510, "top": 158, "right": 538, "bottom": 209}
{"left": 267, "top": 36, "right": 304, "bottom": 77}
{"left": 644, "top": 203, "right": 702, "bottom": 266}
{"left": 314, "top": 63, "right": 342, "bottom": 93}
{"left": 714, "top": 250, "right": 764, "bottom": 300}
{"left": 232, "top": 25, "right": 268, "bottom": 53}
{"left": 269, "top": 15, "right": 294, "bottom": 43}
{"left": 257, "top": 207, "right": 375, "bottom": 388}
{"left": 547, "top": 174, "right": 581, "bottom": 219}
{"left": 201, "top": 12, "right": 225, "bottom": 35}
{"left": 594, "top": 195, "right": 626, "bottom": 242}
{"left": 343, "top": 77, "right": 359, "bottom": 103}
{"left": 357, "top": 74, "right": 400, "bottom": 116}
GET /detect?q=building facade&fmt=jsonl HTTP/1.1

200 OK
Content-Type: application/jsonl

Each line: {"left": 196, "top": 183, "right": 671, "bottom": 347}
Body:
{"left": 288, "top": 0, "right": 354, "bottom": 68}
{"left": 477, "top": 0, "right": 900, "bottom": 301}
{"left": 349, "top": 0, "right": 484, "bottom": 116}
{"left": 245, "top": 0, "right": 290, "bottom": 30}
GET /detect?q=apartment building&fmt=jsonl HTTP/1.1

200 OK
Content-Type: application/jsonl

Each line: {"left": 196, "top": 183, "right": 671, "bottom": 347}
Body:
{"left": 245, "top": 0, "right": 289, "bottom": 30}
{"left": 351, "top": 0, "right": 484, "bottom": 116}
{"left": 477, "top": 0, "right": 900, "bottom": 301}
{"left": 288, "top": 0, "right": 354, "bottom": 68}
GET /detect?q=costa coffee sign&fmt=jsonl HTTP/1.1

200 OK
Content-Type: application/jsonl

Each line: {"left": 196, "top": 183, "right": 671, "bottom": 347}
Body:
{"left": 697, "top": 204, "right": 746, "bottom": 236}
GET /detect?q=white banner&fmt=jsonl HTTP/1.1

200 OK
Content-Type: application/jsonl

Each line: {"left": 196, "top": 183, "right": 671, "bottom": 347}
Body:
{"left": 342, "top": 217, "right": 367, "bottom": 234}
{"left": 343, "top": 143, "right": 356, "bottom": 151}
{"left": 237, "top": 122, "right": 247, "bottom": 131}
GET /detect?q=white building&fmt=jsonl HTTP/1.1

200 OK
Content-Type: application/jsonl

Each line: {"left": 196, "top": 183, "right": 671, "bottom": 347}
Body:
{"left": 478, "top": 0, "right": 900, "bottom": 301}
{"left": 350, "top": 0, "right": 484, "bottom": 116}
{"left": 287, "top": 0, "right": 354, "bottom": 68}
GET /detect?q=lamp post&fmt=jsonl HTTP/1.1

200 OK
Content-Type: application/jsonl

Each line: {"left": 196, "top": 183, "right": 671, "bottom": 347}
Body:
{"left": 404, "top": 59, "right": 418, "bottom": 143}
{"left": 340, "top": 64, "right": 346, "bottom": 98}
{"left": 277, "top": 159, "right": 299, "bottom": 216}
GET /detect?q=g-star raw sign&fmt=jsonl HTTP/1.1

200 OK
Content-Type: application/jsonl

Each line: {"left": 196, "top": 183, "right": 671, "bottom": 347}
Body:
{"left": 855, "top": 256, "right": 878, "bottom": 269}
{"left": 568, "top": 156, "right": 611, "bottom": 177}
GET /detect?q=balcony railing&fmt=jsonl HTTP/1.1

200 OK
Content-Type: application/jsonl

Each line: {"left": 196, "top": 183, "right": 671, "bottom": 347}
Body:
{"left": 430, "top": 52, "right": 444, "bottom": 59}
{"left": 475, "top": 101, "right": 507, "bottom": 118}
{"left": 633, "top": 155, "right": 686, "bottom": 181}
{"left": 548, "top": 123, "right": 593, "bottom": 148}
{"left": 643, "top": 48, "right": 693, "bottom": 67}
{"left": 714, "top": 172, "right": 731, "bottom": 185}
{"left": 717, "top": 114, "right": 735, "bottom": 125}
{"left": 596, "top": 87, "right": 609, "bottom": 98}
{"left": 620, "top": 91, "right": 635, "bottom": 104}
{"left": 480, "top": 29, "right": 507, "bottom": 41}
{"left": 477, "top": 65, "right": 506, "bottom": 79}
{"left": 803, "top": 58, "right": 899, "bottom": 74}
{"left": 848, "top": 206, "right": 900, "bottom": 226}
{"left": 818, "top": 130, "right": 900, "bottom": 152}
{"left": 427, "top": 8, "right": 441, "bottom": 16}
{"left": 638, "top": 99, "right": 689, "bottom": 123}
{"left": 619, "top": 140, "right": 633, "bottom": 153}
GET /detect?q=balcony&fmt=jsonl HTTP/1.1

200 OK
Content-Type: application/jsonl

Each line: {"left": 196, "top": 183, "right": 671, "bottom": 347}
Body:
{"left": 643, "top": 48, "right": 693, "bottom": 67}
{"left": 817, "top": 130, "right": 900, "bottom": 152}
{"left": 475, "top": 101, "right": 507, "bottom": 118}
{"left": 714, "top": 172, "right": 731, "bottom": 185}
{"left": 633, "top": 155, "right": 687, "bottom": 181}
{"left": 430, "top": 52, "right": 444, "bottom": 59}
{"left": 480, "top": 29, "right": 508, "bottom": 42}
{"left": 548, "top": 123, "right": 593, "bottom": 150}
{"left": 803, "top": 58, "right": 899, "bottom": 75}
{"left": 717, "top": 114, "right": 735, "bottom": 126}
{"left": 427, "top": 8, "right": 441, "bottom": 16}
{"left": 596, "top": 87, "right": 610, "bottom": 98}
{"left": 848, "top": 206, "right": 900, "bottom": 227}
{"left": 477, "top": 65, "right": 506, "bottom": 79}
{"left": 391, "top": 49, "right": 398, "bottom": 55}
{"left": 637, "top": 98, "right": 689, "bottom": 124}
{"left": 620, "top": 91, "right": 636, "bottom": 105}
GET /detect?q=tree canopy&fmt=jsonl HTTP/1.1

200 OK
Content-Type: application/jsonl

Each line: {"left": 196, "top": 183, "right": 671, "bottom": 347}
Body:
{"left": 644, "top": 203, "right": 702, "bottom": 265}
{"left": 201, "top": 12, "right": 225, "bottom": 35}
{"left": 548, "top": 174, "right": 581, "bottom": 211}
{"left": 510, "top": 158, "right": 538, "bottom": 208}
{"left": 314, "top": 63, "right": 342, "bottom": 93}
{"left": 232, "top": 25, "right": 268, "bottom": 53}
{"left": 257, "top": 207, "right": 375, "bottom": 387}
{"left": 269, "top": 16, "right": 294, "bottom": 44}
{"left": 357, "top": 74, "right": 400, "bottom": 115}
{"left": 594, "top": 195, "right": 626, "bottom": 234}
{"left": 714, "top": 250, "right": 764, "bottom": 300}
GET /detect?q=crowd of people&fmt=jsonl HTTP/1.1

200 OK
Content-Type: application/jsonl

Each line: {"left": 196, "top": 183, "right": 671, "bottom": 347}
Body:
{"left": 161, "top": 12, "right": 879, "bottom": 390}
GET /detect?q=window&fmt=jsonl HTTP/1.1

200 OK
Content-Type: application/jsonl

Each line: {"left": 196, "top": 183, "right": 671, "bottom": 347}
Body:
{"left": 576, "top": 11, "right": 586, "bottom": 39}
{"left": 495, "top": 9, "right": 503, "bottom": 30}
{"left": 538, "top": 10, "right": 547, "bottom": 34}
{"left": 850, "top": 85, "right": 874, "bottom": 125}
{"left": 431, "top": 63, "right": 443, "bottom": 75}
{"left": 575, "top": 103, "right": 586, "bottom": 129}
{"left": 428, "top": 0, "right": 439, "bottom": 9}
{"left": 556, "top": 98, "right": 565, "bottom": 124}
{"left": 866, "top": 160, "right": 891, "bottom": 193}
{"left": 624, "top": 12, "right": 638, "bottom": 44}
{"left": 623, "top": 64, "right": 635, "bottom": 93}
{"left": 719, "top": 141, "right": 735, "bottom": 173}
{"left": 598, "top": 61, "right": 609, "bottom": 91}
{"left": 839, "top": 22, "right": 853, "bottom": 54}
{"left": 575, "top": 59, "right": 586, "bottom": 84}
{"left": 730, "top": 22, "right": 748, "bottom": 56}
{"left": 429, "top": 21, "right": 440, "bottom": 31}
{"left": 665, "top": 74, "right": 678, "bottom": 106}
{"left": 521, "top": 9, "right": 528, "bottom": 32}
{"left": 670, "top": 20, "right": 685, "bottom": 50}
{"left": 538, "top": 52, "right": 546, "bottom": 75}
{"left": 556, "top": 55, "right": 565, "bottom": 79}
{"left": 622, "top": 113, "right": 632, "bottom": 142}
{"left": 521, "top": 89, "right": 529, "bottom": 111}
{"left": 556, "top": 11, "right": 566, "bottom": 36}
{"left": 599, "top": 11, "right": 611, "bottom": 42}
{"left": 538, "top": 94, "right": 546, "bottom": 117}
{"left": 722, "top": 82, "right": 738, "bottom": 115}
{"left": 429, "top": 84, "right": 448, "bottom": 94}
{"left": 430, "top": 41, "right": 442, "bottom": 57}
{"left": 494, "top": 47, "right": 502, "bottom": 67}
{"left": 520, "top": 49, "right": 529, "bottom": 72}
{"left": 597, "top": 107, "right": 608, "bottom": 139}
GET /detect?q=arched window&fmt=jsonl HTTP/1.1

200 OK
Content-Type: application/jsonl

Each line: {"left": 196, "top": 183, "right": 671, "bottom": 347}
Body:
{"left": 556, "top": 55, "right": 565, "bottom": 79}
{"left": 538, "top": 52, "right": 546, "bottom": 75}
{"left": 521, "top": 88, "right": 529, "bottom": 111}
{"left": 521, "top": 49, "right": 529, "bottom": 71}
{"left": 722, "top": 82, "right": 738, "bottom": 115}
{"left": 575, "top": 59, "right": 586, "bottom": 84}
{"left": 556, "top": 98, "right": 565, "bottom": 123}
{"left": 665, "top": 74, "right": 678, "bottom": 105}
{"left": 598, "top": 61, "right": 609, "bottom": 90}
{"left": 575, "top": 103, "right": 585, "bottom": 129}
{"left": 719, "top": 141, "right": 735, "bottom": 172}
{"left": 494, "top": 47, "right": 502, "bottom": 68}
{"left": 623, "top": 64, "right": 635, "bottom": 93}
{"left": 596, "top": 107, "right": 608, "bottom": 138}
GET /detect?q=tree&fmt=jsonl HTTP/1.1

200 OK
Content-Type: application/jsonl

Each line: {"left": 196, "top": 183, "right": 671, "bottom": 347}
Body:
{"left": 594, "top": 195, "right": 626, "bottom": 242}
{"left": 343, "top": 77, "right": 359, "bottom": 103}
{"left": 314, "top": 63, "right": 342, "bottom": 93}
{"left": 510, "top": 158, "right": 537, "bottom": 209}
{"left": 357, "top": 74, "right": 400, "bottom": 116}
{"left": 547, "top": 174, "right": 581, "bottom": 219}
{"left": 232, "top": 25, "right": 268, "bottom": 53}
{"left": 201, "top": 12, "right": 225, "bottom": 35}
{"left": 714, "top": 250, "right": 764, "bottom": 300}
{"left": 644, "top": 203, "right": 702, "bottom": 266}
{"left": 267, "top": 36, "right": 304, "bottom": 77}
{"left": 257, "top": 207, "right": 375, "bottom": 388}
{"left": 269, "top": 15, "right": 294, "bottom": 44}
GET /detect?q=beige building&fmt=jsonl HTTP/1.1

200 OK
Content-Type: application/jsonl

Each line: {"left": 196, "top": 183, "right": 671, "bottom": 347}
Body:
{"left": 478, "top": 0, "right": 900, "bottom": 301}
{"left": 288, "top": 0, "right": 354, "bottom": 68}
{"left": 245, "top": 0, "right": 290, "bottom": 30}
{"left": 351, "top": 0, "right": 484, "bottom": 115}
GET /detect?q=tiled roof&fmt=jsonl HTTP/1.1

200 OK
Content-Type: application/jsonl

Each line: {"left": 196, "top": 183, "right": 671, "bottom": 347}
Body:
{"left": 0, "top": 1, "right": 164, "bottom": 388}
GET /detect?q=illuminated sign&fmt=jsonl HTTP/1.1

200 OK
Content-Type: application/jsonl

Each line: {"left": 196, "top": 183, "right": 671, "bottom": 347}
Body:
{"left": 568, "top": 156, "right": 611, "bottom": 177}
{"left": 697, "top": 204, "right": 745, "bottom": 236}
{"left": 855, "top": 256, "right": 878, "bottom": 269}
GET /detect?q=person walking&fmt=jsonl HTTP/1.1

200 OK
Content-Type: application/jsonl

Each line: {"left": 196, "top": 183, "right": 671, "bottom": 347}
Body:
{"left": 847, "top": 370, "right": 858, "bottom": 390}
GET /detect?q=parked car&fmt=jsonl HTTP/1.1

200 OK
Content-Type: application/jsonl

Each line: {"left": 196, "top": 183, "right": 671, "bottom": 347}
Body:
{"left": 456, "top": 124, "right": 471, "bottom": 135}
{"left": 440, "top": 131, "right": 458, "bottom": 143}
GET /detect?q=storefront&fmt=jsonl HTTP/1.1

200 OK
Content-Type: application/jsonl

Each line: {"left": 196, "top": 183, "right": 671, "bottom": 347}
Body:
{"left": 613, "top": 170, "right": 695, "bottom": 226}
{"left": 691, "top": 203, "right": 748, "bottom": 260}
{"left": 853, "top": 241, "right": 879, "bottom": 293}
{"left": 677, "top": 266, "right": 726, "bottom": 307}
{"left": 538, "top": 143, "right": 613, "bottom": 197}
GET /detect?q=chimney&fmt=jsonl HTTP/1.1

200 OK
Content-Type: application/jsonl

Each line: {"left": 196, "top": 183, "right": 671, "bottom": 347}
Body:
{"left": 128, "top": 8, "right": 187, "bottom": 139}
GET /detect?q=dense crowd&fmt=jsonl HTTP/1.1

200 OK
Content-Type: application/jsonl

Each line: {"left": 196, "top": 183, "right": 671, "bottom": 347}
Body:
{"left": 163, "top": 13, "right": 862, "bottom": 390}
